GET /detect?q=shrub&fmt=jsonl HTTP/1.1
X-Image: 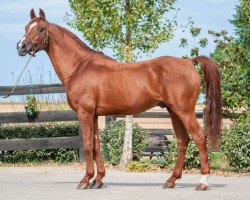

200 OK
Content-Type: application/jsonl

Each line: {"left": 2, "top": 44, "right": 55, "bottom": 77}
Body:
{"left": 55, "top": 149, "right": 78, "bottom": 163}
{"left": 222, "top": 123, "right": 250, "bottom": 172}
{"left": 155, "top": 141, "right": 177, "bottom": 168}
{"left": 0, "top": 122, "right": 79, "bottom": 164}
{"left": 25, "top": 95, "right": 39, "bottom": 117}
{"left": 185, "top": 140, "right": 203, "bottom": 169}
{"left": 161, "top": 136, "right": 212, "bottom": 169}
{"left": 0, "top": 122, "right": 79, "bottom": 139}
{"left": 153, "top": 156, "right": 171, "bottom": 168}
{"left": 101, "top": 120, "right": 149, "bottom": 165}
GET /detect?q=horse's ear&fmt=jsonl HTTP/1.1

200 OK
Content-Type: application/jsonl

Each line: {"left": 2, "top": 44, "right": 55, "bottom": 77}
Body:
{"left": 30, "top": 8, "right": 36, "bottom": 20}
{"left": 39, "top": 8, "right": 46, "bottom": 21}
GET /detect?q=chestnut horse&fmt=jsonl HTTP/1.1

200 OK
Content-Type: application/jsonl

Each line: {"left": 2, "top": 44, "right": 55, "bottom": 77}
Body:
{"left": 17, "top": 9, "right": 222, "bottom": 190}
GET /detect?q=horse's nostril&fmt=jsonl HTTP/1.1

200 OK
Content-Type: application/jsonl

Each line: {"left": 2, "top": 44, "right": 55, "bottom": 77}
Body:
{"left": 22, "top": 43, "right": 26, "bottom": 49}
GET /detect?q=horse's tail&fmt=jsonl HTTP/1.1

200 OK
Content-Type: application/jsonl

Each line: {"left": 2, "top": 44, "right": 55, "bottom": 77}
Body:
{"left": 192, "top": 56, "right": 222, "bottom": 150}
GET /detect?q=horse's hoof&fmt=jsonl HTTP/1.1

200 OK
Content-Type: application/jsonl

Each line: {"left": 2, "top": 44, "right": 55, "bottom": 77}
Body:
{"left": 163, "top": 181, "right": 175, "bottom": 189}
{"left": 76, "top": 182, "right": 91, "bottom": 189}
{"left": 89, "top": 180, "right": 103, "bottom": 189}
{"left": 195, "top": 183, "right": 208, "bottom": 191}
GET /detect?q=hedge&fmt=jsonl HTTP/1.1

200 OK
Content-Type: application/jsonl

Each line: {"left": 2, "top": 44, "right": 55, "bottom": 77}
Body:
{"left": 222, "top": 123, "right": 250, "bottom": 172}
{"left": 0, "top": 122, "right": 79, "bottom": 163}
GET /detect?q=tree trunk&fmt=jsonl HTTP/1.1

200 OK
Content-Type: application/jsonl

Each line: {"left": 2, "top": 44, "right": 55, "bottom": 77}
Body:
{"left": 120, "top": 115, "right": 133, "bottom": 165}
{"left": 120, "top": 0, "right": 133, "bottom": 166}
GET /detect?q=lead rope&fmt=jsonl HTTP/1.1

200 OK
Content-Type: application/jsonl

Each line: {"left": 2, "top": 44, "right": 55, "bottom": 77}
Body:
{"left": 2, "top": 55, "right": 32, "bottom": 98}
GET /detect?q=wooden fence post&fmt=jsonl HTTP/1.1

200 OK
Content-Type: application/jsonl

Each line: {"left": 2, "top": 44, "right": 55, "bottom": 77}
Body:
{"left": 78, "top": 124, "right": 85, "bottom": 162}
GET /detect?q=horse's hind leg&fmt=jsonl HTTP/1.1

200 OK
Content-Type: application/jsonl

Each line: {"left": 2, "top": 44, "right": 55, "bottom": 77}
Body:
{"left": 163, "top": 108, "right": 190, "bottom": 189}
{"left": 89, "top": 117, "right": 105, "bottom": 189}
{"left": 176, "top": 111, "right": 210, "bottom": 190}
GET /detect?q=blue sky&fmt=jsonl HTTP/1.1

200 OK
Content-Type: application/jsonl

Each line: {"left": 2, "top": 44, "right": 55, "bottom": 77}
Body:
{"left": 0, "top": 0, "right": 238, "bottom": 87}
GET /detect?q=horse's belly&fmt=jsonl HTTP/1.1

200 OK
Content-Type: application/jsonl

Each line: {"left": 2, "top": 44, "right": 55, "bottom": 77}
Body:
{"left": 96, "top": 99, "right": 161, "bottom": 116}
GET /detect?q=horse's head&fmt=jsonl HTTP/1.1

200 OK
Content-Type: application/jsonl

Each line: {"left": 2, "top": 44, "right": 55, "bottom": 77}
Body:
{"left": 17, "top": 8, "right": 49, "bottom": 57}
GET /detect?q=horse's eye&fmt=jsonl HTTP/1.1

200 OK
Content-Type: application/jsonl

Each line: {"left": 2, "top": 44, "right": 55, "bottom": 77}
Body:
{"left": 38, "top": 27, "right": 43, "bottom": 32}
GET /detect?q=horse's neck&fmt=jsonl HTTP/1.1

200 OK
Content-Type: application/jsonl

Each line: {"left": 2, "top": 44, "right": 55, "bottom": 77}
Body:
{"left": 45, "top": 24, "right": 93, "bottom": 85}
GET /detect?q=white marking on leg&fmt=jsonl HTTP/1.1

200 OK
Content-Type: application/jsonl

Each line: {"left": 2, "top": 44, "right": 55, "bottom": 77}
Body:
{"left": 199, "top": 174, "right": 209, "bottom": 185}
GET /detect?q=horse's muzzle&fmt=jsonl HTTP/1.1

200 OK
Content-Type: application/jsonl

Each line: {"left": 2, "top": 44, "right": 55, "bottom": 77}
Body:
{"left": 17, "top": 38, "right": 28, "bottom": 56}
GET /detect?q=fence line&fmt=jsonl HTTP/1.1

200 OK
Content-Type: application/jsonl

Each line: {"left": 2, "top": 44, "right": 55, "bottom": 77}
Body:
{"left": 0, "top": 137, "right": 79, "bottom": 151}
{"left": 0, "top": 84, "right": 64, "bottom": 96}
{"left": 0, "top": 110, "right": 77, "bottom": 124}
{"left": 0, "top": 84, "right": 204, "bottom": 159}
{"left": 0, "top": 110, "right": 203, "bottom": 124}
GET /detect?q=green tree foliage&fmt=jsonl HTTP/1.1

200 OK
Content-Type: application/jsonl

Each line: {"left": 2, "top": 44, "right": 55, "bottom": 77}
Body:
{"left": 66, "top": 0, "right": 177, "bottom": 61}
{"left": 230, "top": 0, "right": 250, "bottom": 48}
{"left": 209, "top": 1, "right": 249, "bottom": 117}
{"left": 179, "top": 0, "right": 249, "bottom": 120}
{"left": 209, "top": 30, "right": 249, "bottom": 116}
{"left": 179, "top": 25, "right": 208, "bottom": 58}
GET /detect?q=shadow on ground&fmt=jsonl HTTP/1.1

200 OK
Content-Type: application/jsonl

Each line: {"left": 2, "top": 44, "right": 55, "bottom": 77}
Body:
{"left": 56, "top": 181, "right": 227, "bottom": 189}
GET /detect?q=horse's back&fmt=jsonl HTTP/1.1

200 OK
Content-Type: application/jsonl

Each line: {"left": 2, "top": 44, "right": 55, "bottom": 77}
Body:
{"left": 68, "top": 55, "right": 201, "bottom": 114}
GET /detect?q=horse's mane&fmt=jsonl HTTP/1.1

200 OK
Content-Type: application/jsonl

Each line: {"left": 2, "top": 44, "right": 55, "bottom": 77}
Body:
{"left": 53, "top": 23, "right": 115, "bottom": 61}
{"left": 27, "top": 17, "right": 114, "bottom": 61}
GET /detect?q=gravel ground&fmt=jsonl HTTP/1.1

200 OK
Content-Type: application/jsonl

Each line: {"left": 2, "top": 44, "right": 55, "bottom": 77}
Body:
{"left": 0, "top": 165, "right": 249, "bottom": 200}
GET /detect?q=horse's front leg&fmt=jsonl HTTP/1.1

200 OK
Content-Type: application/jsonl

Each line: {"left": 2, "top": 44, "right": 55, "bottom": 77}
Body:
{"left": 76, "top": 110, "right": 95, "bottom": 189}
{"left": 89, "top": 116, "right": 106, "bottom": 189}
